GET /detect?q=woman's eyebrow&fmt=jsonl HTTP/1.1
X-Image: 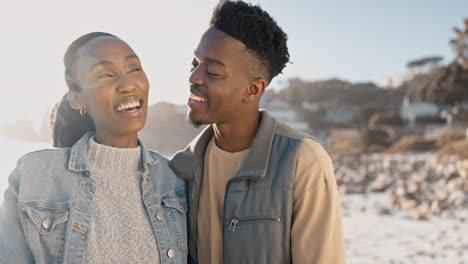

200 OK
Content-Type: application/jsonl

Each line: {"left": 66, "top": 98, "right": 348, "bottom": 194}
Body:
{"left": 125, "top": 54, "right": 139, "bottom": 61}
{"left": 88, "top": 55, "right": 139, "bottom": 72}
{"left": 88, "top": 60, "right": 112, "bottom": 72}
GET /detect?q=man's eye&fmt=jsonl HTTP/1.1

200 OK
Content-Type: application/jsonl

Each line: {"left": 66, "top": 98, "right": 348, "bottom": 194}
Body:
{"left": 208, "top": 71, "right": 220, "bottom": 77}
{"left": 129, "top": 68, "right": 142, "bottom": 73}
{"left": 190, "top": 58, "right": 199, "bottom": 72}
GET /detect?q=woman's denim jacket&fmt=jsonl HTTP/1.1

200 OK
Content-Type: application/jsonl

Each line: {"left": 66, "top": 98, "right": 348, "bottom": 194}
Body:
{"left": 0, "top": 132, "right": 188, "bottom": 264}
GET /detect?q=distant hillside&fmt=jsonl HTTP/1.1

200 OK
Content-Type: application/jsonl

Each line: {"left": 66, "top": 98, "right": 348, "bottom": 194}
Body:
{"left": 139, "top": 102, "right": 200, "bottom": 156}
{"left": 0, "top": 119, "right": 44, "bottom": 142}
{"left": 276, "top": 78, "right": 406, "bottom": 108}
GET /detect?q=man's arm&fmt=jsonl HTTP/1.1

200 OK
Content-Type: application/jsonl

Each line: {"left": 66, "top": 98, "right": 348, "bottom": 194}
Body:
{"left": 291, "top": 138, "right": 345, "bottom": 264}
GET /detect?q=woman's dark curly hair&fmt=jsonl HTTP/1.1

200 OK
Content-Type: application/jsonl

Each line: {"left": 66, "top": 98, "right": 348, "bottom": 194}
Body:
{"left": 210, "top": 0, "right": 290, "bottom": 82}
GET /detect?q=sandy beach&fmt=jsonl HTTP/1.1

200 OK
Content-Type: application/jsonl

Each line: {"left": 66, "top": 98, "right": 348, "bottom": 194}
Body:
{"left": 342, "top": 193, "right": 468, "bottom": 263}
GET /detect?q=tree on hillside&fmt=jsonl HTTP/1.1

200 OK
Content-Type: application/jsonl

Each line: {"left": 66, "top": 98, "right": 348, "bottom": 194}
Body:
{"left": 450, "top": 18, "right": 468, "bottom": 69}
{"left": 415, "top": 19, "right": 468, "bottom": 128}
{"left": 415, "top": 62, "right": 468, "bottom": 128}
{"left": 406, "top": 56, "right": 443, "bottom": 71}
{"left": 416, "top": 62, "right": 468, "bottom": 106}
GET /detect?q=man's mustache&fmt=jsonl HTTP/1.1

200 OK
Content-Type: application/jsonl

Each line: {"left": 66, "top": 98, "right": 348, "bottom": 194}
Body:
{"left": 190, "top": 84, "right": 207, "bottom": 98}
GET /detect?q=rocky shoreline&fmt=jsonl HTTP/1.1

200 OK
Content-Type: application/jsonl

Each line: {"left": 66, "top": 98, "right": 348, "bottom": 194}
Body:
{"left": 333, "top": 153, "right": 468, "bottom": 221}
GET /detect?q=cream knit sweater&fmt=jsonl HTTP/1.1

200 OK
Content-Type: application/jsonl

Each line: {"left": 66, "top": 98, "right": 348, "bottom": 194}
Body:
{"left": 84, "top": 137, "right": 160, "bottom": 264}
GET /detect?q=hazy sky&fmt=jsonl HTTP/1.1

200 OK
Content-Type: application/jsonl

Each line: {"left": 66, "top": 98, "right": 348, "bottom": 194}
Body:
{"left": 1, "top": 0, "right": 467, "bottom": 127}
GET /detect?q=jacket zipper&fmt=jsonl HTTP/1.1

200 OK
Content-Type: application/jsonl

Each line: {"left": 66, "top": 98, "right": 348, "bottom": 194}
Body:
{"left": 228, "top": 216, "right": 282, "bottom": 232}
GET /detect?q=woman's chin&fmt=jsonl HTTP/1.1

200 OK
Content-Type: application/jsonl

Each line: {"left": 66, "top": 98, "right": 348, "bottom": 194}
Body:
{"left": 112, "top": 121, "right": 146, "bottom": 137}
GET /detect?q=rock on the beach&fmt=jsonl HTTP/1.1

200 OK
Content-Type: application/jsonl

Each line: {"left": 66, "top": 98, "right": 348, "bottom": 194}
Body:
{"left": 333, "top": 153, "right": 468, "bottom": 220}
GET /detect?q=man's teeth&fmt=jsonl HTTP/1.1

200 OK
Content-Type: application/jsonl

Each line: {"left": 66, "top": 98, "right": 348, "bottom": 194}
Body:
{"left": 190, "top": 93, "right": 207, "bottom": 102}
{"left": 116, "top": 100, "right": 140, "bottom": 111}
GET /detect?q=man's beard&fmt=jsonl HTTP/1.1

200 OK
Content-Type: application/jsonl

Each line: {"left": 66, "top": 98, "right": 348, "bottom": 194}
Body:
{"left": 186, "top": 114, "right": 204, "bottom": 129}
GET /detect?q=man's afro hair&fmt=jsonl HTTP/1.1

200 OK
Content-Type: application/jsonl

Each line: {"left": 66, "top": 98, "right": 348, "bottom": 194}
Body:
{"left": 210, "top": 0, "right": 290, "bottom": 81}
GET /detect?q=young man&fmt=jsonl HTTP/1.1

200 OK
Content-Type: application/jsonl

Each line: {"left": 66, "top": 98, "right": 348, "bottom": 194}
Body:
{"left": 170, "top": 1, "right": 345, "bottom": 263}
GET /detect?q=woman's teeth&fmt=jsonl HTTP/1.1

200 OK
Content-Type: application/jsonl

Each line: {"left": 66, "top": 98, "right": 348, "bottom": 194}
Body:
{"left": 116, "top": 100, "right": 140, "bottom": 112}
{"left": 190, "top": 93, "right": 207, "bottom": 102}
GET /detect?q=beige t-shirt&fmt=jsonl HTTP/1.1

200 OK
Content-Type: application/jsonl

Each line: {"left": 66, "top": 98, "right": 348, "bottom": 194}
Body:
{"left": 197, "top": 137, "right": 250, "bottom": 264}
{"left": 197, "top": 137, "right": 345, "bottom": 264}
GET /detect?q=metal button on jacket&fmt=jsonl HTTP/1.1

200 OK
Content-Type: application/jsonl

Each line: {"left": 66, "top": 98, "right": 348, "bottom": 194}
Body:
{"left": 167, "top": 248, "right": 175, "bottom": 258}
{"left": 42, "top": 217, "right": 51, "bottom": 230}
{"left": 156, "top": 212, "right": 163, "bottom": 221}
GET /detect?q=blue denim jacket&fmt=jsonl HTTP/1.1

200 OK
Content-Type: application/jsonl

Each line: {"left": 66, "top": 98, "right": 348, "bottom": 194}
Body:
{"left": 0, "top": 132, "right": 188, "bottom": 264}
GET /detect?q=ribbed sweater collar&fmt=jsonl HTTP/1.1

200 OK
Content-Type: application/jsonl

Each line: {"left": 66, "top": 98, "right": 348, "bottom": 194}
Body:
{"left": 87, "top": 136, "right": 142, "bottom": 172}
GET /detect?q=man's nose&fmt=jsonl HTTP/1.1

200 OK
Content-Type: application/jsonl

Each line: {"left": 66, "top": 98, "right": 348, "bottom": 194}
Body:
{"left": 189, "top": 65, "right": 204, "bottom": 86}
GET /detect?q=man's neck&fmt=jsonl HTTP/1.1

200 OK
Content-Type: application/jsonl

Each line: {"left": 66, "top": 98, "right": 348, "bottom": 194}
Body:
{"left": 213, "top": 111, "right": 260, "bottom": 153}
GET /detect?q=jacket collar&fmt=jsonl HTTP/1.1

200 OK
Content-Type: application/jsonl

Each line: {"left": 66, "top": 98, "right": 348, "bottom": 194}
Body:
{"left": 68, "top": 131, "right": 158, "bottom": 174}
{"left": 169, "top": 110, "right": 277, "bottom": 181}
{"left": 168, "top": 125, "right": 214, "bottom": 179}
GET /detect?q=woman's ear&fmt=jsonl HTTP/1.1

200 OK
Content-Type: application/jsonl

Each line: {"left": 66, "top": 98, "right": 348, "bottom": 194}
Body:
{"left": 244, "top": 78, "right": 266, "bottom": 102}
{"left": 67, "top": 91, "right": 85, "bottom": 110}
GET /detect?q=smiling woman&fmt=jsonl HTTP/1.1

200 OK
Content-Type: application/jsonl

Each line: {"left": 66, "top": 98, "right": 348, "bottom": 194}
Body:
{"left": 0, "top": 32, "right": 188, "bottom": 264}
{"left": 52, "top": 32, "right": 149, "bottom": 148}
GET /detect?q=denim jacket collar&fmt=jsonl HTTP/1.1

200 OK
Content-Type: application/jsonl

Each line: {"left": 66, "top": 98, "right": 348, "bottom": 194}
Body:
{"left": 169, "top": 110, "right": 277, "bottom": 181}
{"left": 68, "top": 131, "right": 158, "bottom": 175}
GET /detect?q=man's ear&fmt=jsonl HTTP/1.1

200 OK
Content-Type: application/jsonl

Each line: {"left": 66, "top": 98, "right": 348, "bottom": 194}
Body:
{"left": 67, "top": 91, "right": 85, "bottom": 110}
{"left": 244, "top": 78, "right": 267, "bottom": 102}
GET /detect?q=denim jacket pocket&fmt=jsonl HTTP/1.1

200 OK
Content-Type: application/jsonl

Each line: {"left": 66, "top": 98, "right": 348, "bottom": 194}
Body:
{"left": 162, "top": 196, "right": 189, "bottom": 254}
{"left": 20, "top": 204, "right": 70, "bottom": 262}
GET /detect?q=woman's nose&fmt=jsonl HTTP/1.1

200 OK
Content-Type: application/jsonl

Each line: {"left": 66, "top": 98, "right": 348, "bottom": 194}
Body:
{"left": 117, "top": 75, "right": 137, "bottom": 93}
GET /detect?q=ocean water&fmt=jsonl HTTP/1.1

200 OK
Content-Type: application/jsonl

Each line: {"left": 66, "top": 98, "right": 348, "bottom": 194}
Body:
{"left": 0, "top": 137, "right": 51, "bottom": 203}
